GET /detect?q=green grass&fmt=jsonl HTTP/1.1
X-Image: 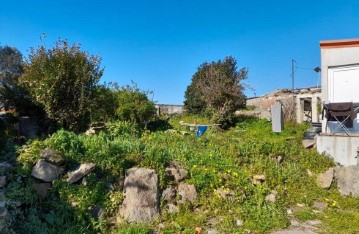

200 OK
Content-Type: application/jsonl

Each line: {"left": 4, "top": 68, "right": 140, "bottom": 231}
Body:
{"left": 2, "top": 117, "right": 359, "bottom": 233}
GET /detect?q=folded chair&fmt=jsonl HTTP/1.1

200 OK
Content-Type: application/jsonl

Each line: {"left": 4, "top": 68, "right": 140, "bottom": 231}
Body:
{"left": 323, "top": 102, "right": 355, "bottom": 135}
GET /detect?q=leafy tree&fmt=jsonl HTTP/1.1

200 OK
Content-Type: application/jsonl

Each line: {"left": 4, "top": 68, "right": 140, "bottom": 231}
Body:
{"left": 19, "top": 39, "right": 103, "bottom": 131}
{"left": 90, "top": 83, "right": 118, "bottom": 122}
{"left": 0, "top": 46, "right": 24, "bottom": 86}
{"left": 115, "top": 83, "right": 156, "bottom": 126}
{"left": 184, "top": 56, "right": 247, "bottom": 118}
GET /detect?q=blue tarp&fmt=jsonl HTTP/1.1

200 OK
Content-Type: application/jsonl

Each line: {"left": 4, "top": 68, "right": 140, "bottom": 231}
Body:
{"left": 195, "top": 126, "right": 208, "bottom": 137}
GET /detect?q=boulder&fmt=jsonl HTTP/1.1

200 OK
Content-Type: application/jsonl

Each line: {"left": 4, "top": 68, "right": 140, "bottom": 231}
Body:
{"left": 31, "top": 160, "right": 65, "bottom": 182}
{"left": 67, "top": 163, "right": 96, "bottom": 184}
{"left": 162, "top": 187, "right": 176, "bottom": 202}
{"left": 41, "top": 148, "right": 65, "bottom": 166}
{"left": 335, "top": 165, "right": 359, "bottom": 197}
{"left": 32, "top": 183, "right": 51, "bottom": 199}
{"left": 166, "top": 203, "right": 179, "bottom": 213}
{"left": 0, "top": 176, "right": 6, "bottom": 188}
{"left": 119, "top": 167, "right": 159, "bottom": 223}
{"left": 165, "top": 167, "right": 188, "bottom": 182}
{"left": 178, "top": 183, "right": 197, "bottom": 203}
{"left": 316, "top": 168, "right": 334, "bottom": 189}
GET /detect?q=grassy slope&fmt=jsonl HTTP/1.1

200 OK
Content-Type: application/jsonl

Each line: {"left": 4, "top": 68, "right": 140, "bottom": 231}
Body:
{"left": 2, "top": 116, "right": 359, "bottom": 233}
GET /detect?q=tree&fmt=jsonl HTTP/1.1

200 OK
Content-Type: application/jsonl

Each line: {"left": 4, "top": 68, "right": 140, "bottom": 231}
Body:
{"left": 184, "top": 56, "right": 248, "bottom": 118}
{"left": 115, "top": 83, "right": 156, "bottom": 126}
{"left": 90, "top": 83, "right": 118, "bottom": 122}
{"left": 19, "top": 39, "right": 103, "bottom": 131}
{"left": 0, "top": 46, "right": 24, "bottom": 86}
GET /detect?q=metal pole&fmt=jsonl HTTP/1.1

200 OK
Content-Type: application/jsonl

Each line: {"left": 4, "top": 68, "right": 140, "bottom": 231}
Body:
{"left": 292, "top": 59, "right": 295, "bottom": 93}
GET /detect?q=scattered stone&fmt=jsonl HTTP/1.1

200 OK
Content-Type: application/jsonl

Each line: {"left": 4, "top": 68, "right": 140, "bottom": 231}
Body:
{"left": 307, "top": 169, "right": 313, "bottom": 177}
{"left": 296, "top": 203, "right": 305, "bottom": 207}
{"left": 312, "top": 201, "right": 326, "bottom": 211}
{"left": 335, "top": 165, "right": 359, "bottom": 197}
{"left": 0, "top": 207, "right": 7, "bottom": 218}
{"left": 85, "top": 128, "right": 96, "bottom": 136}
{"left": 167, "top": 203, "right": 179, "bottom": 213}
{"left": 302, "top": 139, "right": 316, "bottom": 149}
{"left": 0, "top": 162, "right": 13, "bottom": 170}
{"left": 287, "top": 209, "right": 293, "bottom": 215}
{"left": 265, "top": 192, "right": 276, "bottom": 203}
{"left": 316, "top": 167, "right": 334, "bottom": 189}
{"left": 71, "top": 201, "right": 79, "bottom": 207}
{"left": 86, "top": 122, "right": 105, "bottom": 136}
{"left": 180, "top": 131, "right": 190, "bottom": 136}
{"left": 236, "top": 219, "right": 243, "bottom": 226}
{"left": 206, "top": 217, "right": 218, "bottom": 226}
{"left": 92, "top": 206, "right": 105, "bottom": 220}
{"left": 178, "top": 183, "right": 197, "bottom": 203}
{"left": 277, "top": 156, "right": 283, "bottom": 164}
{"left": 166, "top": 129, "right": 178, "bottom": 134}
{"left": 162, "top": 187, "right": 176, "bottom": 202}
{"left": 67, "top": 163, "right": 96, "bottom": 184}
{"left": 207, "top": 229, "right": 218, "bottom": 234}
{"left": 252, "top": 174, "right": 265, "bottom": 185}
{"left": 215, "top": 188, "right": 234, "bottom": 199}
{"left": 165, "top": 166, "right": 188, "bottom": 182}
{"left": 119, "top": 167, "right": 159, "bottom": 223}
{"left": 0, "top": 176, "right": 6, "bottom": 188}
{"left": 32, "top": 183, "right": 51, "bottom": 199}
{"left": 290, "top": 219, "right": 300, "bottom": 226}
{"left": 41, "top": 148, "right": 65, "bottom": 165}
{"left": 31, "top": 159, "right": 65, "bottom": 182}
{"left": 82, "top": 177, "right": 88, "bottom": 186}
{"left": 272, "top": 219, "right": 320, "bottom": 234}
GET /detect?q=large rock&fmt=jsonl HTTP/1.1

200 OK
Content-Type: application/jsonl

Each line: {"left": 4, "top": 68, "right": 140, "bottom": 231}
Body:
{"left": 336, "top": 165, "right": 359, "bottom": 197}
{"left": 165, "top": 167, "right": 188, "bottom": 182}
{"left": 31, "top": 160, "right": 65, "bottom": 182}
{"left": 119, "top": 167, "right": 159, "bottom": 223}
{"left": 178, "top": 183, "right": 197, "bottom": 203}
{"left": 32, "top": 183, "right": 51, "bottom": 199}
{"left": 67, "top": 163, "right": 96, "bottom": 184}
{"left": 317, "top": 167, "right": 334, "bottom": 189}
{"left": 162, "top": 186, "right": 176, "bottom": 202}
{"left": 41, "top": 148, "right": 65, "bottom": 166}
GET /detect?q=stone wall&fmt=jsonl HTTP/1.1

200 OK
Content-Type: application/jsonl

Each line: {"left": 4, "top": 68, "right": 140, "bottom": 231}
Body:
{"left": 155, "top": 104, "right": 184, "bottom": 116}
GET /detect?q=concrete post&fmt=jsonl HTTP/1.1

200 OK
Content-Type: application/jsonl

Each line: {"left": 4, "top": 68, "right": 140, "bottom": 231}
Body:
{"left": 311, "top": 97, "right": 319, "bottom": 122}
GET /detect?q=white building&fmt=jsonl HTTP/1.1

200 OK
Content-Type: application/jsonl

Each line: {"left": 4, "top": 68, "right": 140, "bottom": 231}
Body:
{"left": 317, "top": 38, "right": 359, "bottom": 166}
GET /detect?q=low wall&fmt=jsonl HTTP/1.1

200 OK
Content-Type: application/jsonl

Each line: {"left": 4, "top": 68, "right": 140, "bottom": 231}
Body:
{"left": 155, "top": 104, "right": 184, "bottom": 115}
{"left": 317, "top": 135, "right": 359, "bottom": 166}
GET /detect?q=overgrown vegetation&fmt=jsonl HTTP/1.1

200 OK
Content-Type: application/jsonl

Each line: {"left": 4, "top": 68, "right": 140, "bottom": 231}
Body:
{"left": 1, "top": 40, "right": 359, "bottom": 233}
{"left": 2, "top": 116, "right": 359, "bottom": 233}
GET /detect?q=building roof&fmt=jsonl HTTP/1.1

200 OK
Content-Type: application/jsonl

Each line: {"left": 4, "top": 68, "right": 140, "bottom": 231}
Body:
{"left": 320, "top": 38, "right": 359, "bottom": 49}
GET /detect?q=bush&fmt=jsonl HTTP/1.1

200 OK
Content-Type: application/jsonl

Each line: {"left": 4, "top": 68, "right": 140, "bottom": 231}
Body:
{"left": 19, "top": 39, "right": 103, "bottom": 132}
{"left": 115, "top": 83, "right": 156, "bottom": 126}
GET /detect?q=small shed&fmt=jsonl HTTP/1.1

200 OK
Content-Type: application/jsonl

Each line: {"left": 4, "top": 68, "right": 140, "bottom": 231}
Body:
{"left": 317, "top": 38, "right": 359, "bottom": 166}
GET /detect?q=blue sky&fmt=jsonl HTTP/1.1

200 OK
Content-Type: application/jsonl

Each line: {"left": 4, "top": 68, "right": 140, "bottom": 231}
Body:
{"left": 1, "top": 1, "right": 359, "bottom": 104}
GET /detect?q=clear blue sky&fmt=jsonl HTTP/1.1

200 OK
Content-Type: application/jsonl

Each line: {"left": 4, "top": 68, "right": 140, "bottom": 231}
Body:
{"left": 1, "top": 1, "right": 359, "bottom": 104}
